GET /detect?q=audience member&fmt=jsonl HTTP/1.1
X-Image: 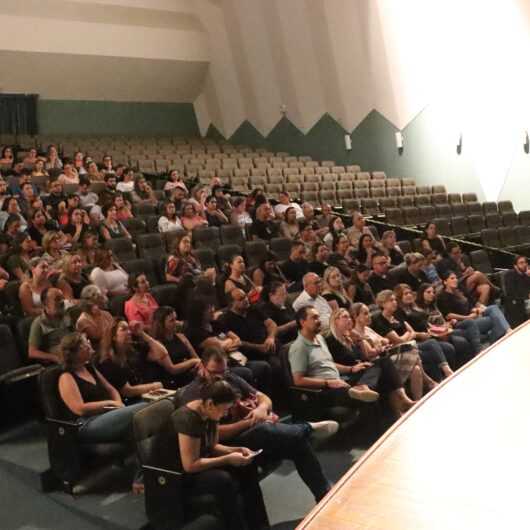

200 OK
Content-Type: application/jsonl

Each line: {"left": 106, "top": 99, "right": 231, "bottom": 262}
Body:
{"left": 347, "top": 212, "right": 372, "bottom": 247}
{"left": 279, "top": 206, "right": 301, "bottom": 239}
{"left": 368, "top": 252, "right": 396, "bottom": 295}
{"left": 321, "top": 266, "right": 352, "bottom": 311}
{"left": 260, "top": 281, "right": 298, "bottom": 343}
{"left": 281, "top": 241, "right": 310, "bottom": 290}
{"left": 124, "top": 273, "right": 159, "bottom": 330}
{"left": 158, "top": 201, "right": 183, "bottom": 232}
{"left": 503, "top": 255, "right": 530, "bottom": 326}
{"left": 292, "top": 273, "right": 333, "bottom": 331}
{"left": 250, "top": 202, "right": 279, "bottom": 240}
{"left": 89, "top": 248, "right": 129, "bottom": 297}
{"left": 381, "top": 230, "right": 404, "bottom": 266}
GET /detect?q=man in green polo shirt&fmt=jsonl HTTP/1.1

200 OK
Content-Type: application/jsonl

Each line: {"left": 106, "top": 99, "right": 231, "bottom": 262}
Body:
{"left": 28, "top": 287, "right": 72, "bottom": 364}
{"left": 289, "top": 306, "right": 379, "bottom": 404}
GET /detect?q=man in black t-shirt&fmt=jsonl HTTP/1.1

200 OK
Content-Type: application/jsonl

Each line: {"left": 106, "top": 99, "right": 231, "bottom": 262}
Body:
{"left": 180, "top": 347, "right": 337, "bottom": 503}
{"left": 249, "top": 203, "right": 279, "bottom": 240}
{"left": 281, "top": 241, "right": 310, "bottom": 291}
{"left": 368, "top": 252, "right": 396, "bottom": 295}
{"left": 392, "top": 252, "right": 431, "bottom": 292}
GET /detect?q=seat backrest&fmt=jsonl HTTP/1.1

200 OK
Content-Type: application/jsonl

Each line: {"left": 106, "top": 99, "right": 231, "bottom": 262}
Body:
{"left": 135, "top": 233, "right": 165, "bottom": 258}
{"left": 244, "top": 240, "right": 268, "bottom": 267}
{"left": 216, "top": 244, "right": 243, "bottom": 268}
{"left": 0, "top": 324, "right": 24, "bottom": 377}
{"left": 133, "top": 398, "right": 176, "bottom": 467}
{"left": 270, "top": 238, "right": 293, "bottom": 261}
{"left": 194, "top": 248, "right": 217, "bottom": 270}
{"left": 219, "top": 224, "right": 245, "bottom": 246}
{"left": 192, "top": 226, "right": 220, "bottom": 250}
{"left": 39, "top": 365, "right": 67, "bottom": 420}
{"left": 16, "top": 316, "right": 35, "bottom": 363}
{"left": 122, "top": 258, "right": 158, "bottom": 286}
{"left": 469, "top": 250, "right": 493, "bottom": 274}
{"left": 278, "top": 343, "right": 295, "bottom": 388}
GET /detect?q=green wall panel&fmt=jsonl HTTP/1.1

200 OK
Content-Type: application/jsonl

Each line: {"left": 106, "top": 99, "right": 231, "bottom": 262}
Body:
{"left": 38, "top": 100, "right": 200, "bottom": 136}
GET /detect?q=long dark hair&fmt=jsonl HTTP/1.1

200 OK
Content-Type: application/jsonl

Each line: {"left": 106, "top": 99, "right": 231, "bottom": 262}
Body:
{"left": 151, "top": 306, "right": 176, "bottom": 341}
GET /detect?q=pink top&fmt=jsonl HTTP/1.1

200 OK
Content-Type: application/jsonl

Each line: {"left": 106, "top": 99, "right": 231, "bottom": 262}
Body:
{"left": 124, "top": 294, "right": 159, "bottom": 328}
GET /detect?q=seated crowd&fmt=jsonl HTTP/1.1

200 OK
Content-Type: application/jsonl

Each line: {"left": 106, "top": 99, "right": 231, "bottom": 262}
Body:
{"left": 0, "top": 145, "right": 522, "bottom": 529}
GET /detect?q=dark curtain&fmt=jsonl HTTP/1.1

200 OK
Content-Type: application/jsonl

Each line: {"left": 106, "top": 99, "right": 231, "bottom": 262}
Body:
{"left": 0, "top": 94, "right": 39, "bottom": 136}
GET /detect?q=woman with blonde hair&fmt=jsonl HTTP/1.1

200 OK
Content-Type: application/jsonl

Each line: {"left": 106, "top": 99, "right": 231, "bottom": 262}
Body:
{"left": 58, "top": 253, "right": 90, "bottom": 301}
{"left": 327, "top": 308, "right": 416, "bottom": 416}
{"left": 351, "top": 302, "right": 428, "bottom": 400}
{"left": 321, "top": 266, "right": 352, "bottom": 311}
{"left": 19, "top": 257, "right": 53, "bottom": 316}
{"left": 41, "top": 230, "right": 68, "bottom": 271}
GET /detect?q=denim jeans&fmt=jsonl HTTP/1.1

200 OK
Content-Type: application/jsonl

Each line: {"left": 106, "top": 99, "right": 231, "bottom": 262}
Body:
{"left": 232, "top": 420, "right": 330, "bottom": 501}
{"left": 78, "top": 401, "right": 148, "bottom": 443}
{"left": 454, "top": 319, "right": 482, "bottom": 355}
{"left": 418, "top": 339, "right": 447, "bottom": 381}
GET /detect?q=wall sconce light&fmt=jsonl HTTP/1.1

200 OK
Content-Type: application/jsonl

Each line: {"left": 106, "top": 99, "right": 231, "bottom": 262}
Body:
{"left": 344, "top": 134, "right": 352, "bottom": 151}
{"left": 524, "top": 129, "right": 529, "bottom": 154}
{"left": 395, "top": 131, "right": 404, "bottom": 155}
{"left": 280, "top": 104, "right": 287, "bottom": 116}
{"left": 456, "top": 133, "right": 463, "bottom": 155}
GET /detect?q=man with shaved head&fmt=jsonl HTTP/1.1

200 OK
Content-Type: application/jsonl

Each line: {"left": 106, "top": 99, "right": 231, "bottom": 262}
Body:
{"left": 291, "top": 272, "right": 332, "bottom": 331}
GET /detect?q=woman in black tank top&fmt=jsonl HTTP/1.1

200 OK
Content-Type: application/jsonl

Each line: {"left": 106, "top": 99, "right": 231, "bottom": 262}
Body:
{"left": 57, "top": 332, "right": 148, "bottom": 492}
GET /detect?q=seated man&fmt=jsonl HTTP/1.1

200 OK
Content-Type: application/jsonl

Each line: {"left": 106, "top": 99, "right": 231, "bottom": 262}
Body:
{"left": 503, "top": 255, "right": 530, "bottom": 326}
{"left": 281, "top": 241, "right": 310, "bottom": 291}
{"left": 346, "top": 212, "right": 373, "bottom": 248}
{"left": 250, "top": 202, "right": 279, "bottom": 240}
{"left": 181, "top": 347, "right": 337, "bottom": 503}
{"left": 368, "top": 252, "right": 396, "bottom": 295}
{"left": 217, "top": 289, "right": 279, "bottom": 364}
{"left": 292, "top": 273, "right": 332, "bottom": 331}
{"left": 28, "top": 287, "right": 72, "bottom": 364}
{"left": 274, "top": 191, "right": 304, "bottom": 219}
{"left": 289, "top": 306, "right": 379, "bottom": 404}
{"left": 392, "top": 252, "right": 431, "bottom": 292}
{"left": 98, "top": 173, "right": 118, "bottom": 208}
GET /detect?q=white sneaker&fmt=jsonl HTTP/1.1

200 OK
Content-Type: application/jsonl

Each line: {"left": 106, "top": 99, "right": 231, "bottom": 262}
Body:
{"left": 348, "top": 386, "right": 379, "bottom": 403}
{"left": 308, "top": 420, "right": 339, "bottom": 441}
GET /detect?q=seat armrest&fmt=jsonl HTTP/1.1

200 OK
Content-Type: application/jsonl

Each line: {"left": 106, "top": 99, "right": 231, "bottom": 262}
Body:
{"left": 47, "top": 417, "right": 82, "bottom": 432}
{"left": 0, "top": 364, "right": 43, "bottom": 384}
{"left": 289, "top": 385, "right": 322, "bottom": 394}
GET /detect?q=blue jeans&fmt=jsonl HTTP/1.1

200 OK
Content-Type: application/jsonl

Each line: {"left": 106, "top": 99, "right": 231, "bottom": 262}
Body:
{"left": 78, "top": 401, "right": 148, "bottom": 443}
{"left": 233, "top": 421, "right": 330, "bottom": 501}
{"left": 474, "top": 305, "right": 511, "bottom": 344}
{"left": 454, "top": 319, "right": 482, "bottom": 355}
{"left": 418, "top": 339, "right": 447, "bottom": 381}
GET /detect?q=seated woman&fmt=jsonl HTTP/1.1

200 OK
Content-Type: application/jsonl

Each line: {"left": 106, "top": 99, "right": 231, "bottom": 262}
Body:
{"left": 327, "top": 308, "right": 416, "bottom": 417}
{"left": 57, "top": 160, "right": 79, "bottom": 185}
{"left": 380, "top": 230, "right": 404, "bottom": 266}
{"left": 41, "top": 231, "right": 68, "bottom": 273}
{"left": 164, "top": 169, "right": 188, "bottom": 195}
{"left": 436, "top": 271, "right": 511, "bottom": 345}
{"left": 73, "top": 151, "right": 86, "bottom": 175}
{"left": 328, "top": 234, "right": 355, "bottom": 278}
{"left": 86, "top": 160, "right": 103, "bottom": 181}
{"left": 62, "top": 208, "right": 92, "bottom": 245}
{"left": 223, "top": 255, "right": 259, "bottom": 300}
{"left": 230, "top": 197, "right": 252, "bottom": 235}
{"left": 259, "top": 281, "right": 298, "bottom": 343}
{"left": 57, "top": 332, "right": 146, "bottom": 493}
{"left": 308, "top": 242, "right": 331, "bottom": 277}
{"left": 421, "top": 222, "right": 446, "bottom": 256}
{"left": 394, "top": 283, "right": 474, "bottom": 369}
{"left": 0, "top": 196, "right": 28, "bottom": 232}
{"left": 75, "top": 285, "right": 114, "bottom": 355}
{"left": 113, "top": 193, "right": 134, "bottom": 222}
{"left": 251, "top": 252, "right": 287, "bottom": 288}
{"left": 416, "top": 282, "right": 481, "bottom": 358}
{"left": 351, "top": 302, "right": 427, "bottom": 400}
{"left": 116, "top": 167, "right": 136, "bottom": 194}
{"left": 124, "top": 273, "right": 159, "bottom": 331}
{"left": 19, "top": 258, "right": 53, "bottom": 316}
{"left": 58, "top": 253, "right": 90, "bottom": 302}
{"left": 321, "top": 266, "right": 352, "bottom": 311}
{"left": 77, "top": 230, "right": 99, "bottom": 268}
{"left": 0, "top": 146, "right": 15, "bottom": 168}
{"left": 89, "top": 248, "right": 129, "bottom": 297}
{"left": 97, "top": 319, "right": 164, "bottom": 400}
{"left": 6, "top": 231, "right": 34, "bottom": 281}
{"left": 158, "top": 201, "right": 183, "bottom": 233}
{"left": 180, "top": 201, "right": 208, "bottom": 232}
{"left": 204, "top": 195, "right": 229, "bottom": 227}
{"left": 22, "top": 147, "right": 38, "bottom": 168}
{"left": 323, "top": 216, "right": 346, "bottom": 248}
{"left": 45, "top": 144, "right": 63, "bottom": 170}
{"left": 150, "top": 306, "right": 201, "bottom": 388}
{"left": 99, "top": 204, "right": 132, "bottom": 241}
{"left": 372, "top": 289, "right": 452, "bottom": 383}
{"left": 31, "top": 158, "right": 49, "bottom": 179}
{"left": 355, "top": 233, "right": 379, "bottom": 268}
{"left": 346, "top": 265, "right": 376, "bottom": 306}
{"left": 189, "top": 186, "right": 208, "bottom": 216}
{"left": 131, "top": 175, "right": 157, "bottom": 205}
{"left": 171, "top": 379, "right": 269, "bottom": 530}
{"left": 279, "top": 206, "right": 301, "bottom": 240}
{"left": 27, "top": 208, "right": 54, "bottom": 248}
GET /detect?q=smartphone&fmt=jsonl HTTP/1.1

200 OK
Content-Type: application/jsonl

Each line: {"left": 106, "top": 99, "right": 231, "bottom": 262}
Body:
{"left": 249, "top": 449, "right": 263, "bottom": 458}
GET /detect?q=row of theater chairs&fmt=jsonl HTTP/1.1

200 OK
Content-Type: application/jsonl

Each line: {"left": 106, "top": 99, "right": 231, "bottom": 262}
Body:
{"left": 481, "top": 226, "right": 530, "bottom": 251}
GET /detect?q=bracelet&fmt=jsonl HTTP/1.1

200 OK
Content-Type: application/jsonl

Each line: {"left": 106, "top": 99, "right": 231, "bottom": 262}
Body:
{"left": 323, "top": 380, "right": 328, "bottom": 389}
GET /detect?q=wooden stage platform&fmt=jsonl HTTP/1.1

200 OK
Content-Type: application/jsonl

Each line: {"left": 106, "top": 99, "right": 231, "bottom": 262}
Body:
{"left": 298, "top": 321, "right": 530, "bottom": 530}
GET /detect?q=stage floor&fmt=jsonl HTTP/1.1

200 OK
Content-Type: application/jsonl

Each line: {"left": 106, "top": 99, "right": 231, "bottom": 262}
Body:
{"left": 298, "top": 322, "right": 530, "bottom": 530}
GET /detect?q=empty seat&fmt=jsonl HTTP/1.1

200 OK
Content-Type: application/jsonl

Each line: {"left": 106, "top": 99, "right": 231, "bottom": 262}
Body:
{"left": 320, "top": 191, "right": 337, "bottom": 205}
{"left": 386, "top": 187, "right": 402, "bottom": 198}
{"left": 470, "top": 250, "right": 494, "bottom": 274}
{"left": 498, "top": 226, "right": 519, "bottom": 248}
{"left": 194, "top": 248, "right": 217, "bottom": 270}
{"left": 371, "top": 171, "right": 387, "bottom": 180}
{"left": 519, "top": 210, "right": 530, "bottom": 226}
{"left": 369, "top": 179, "right": 385, "bottom": 189}
{"left": 448, "top": 193, "right": 462, "bottom": 205}
{"left": 397, "top": 240, "right": 413, "bottom": 254}
{"left": 122, "top": 258, "right": 159, "bottom": 286}
{"left": 416, "top": 186, "right": 431, "bottom": 195}
{"left": 339, "top": 173, "right": 355, "bottom": 182}
{"left": 485, "top": 213, "right": 501, "bottom": 229}
{"left": 346, "top": 165, "right": 361, "bottom": 173}
{"left": 482, "top": 202, "right": 498, "bottom": 215}
{"left": 402, "top": 206, "right": 421, "bottom": 225}
{"left": 433, "top": 218, "right": 451, "bottom": 236}
{"left": 361, "top": 199, "right": 380, "bottom": 216}
{"left": 466, "top": 202, "right": 483, "bottom": 216}
{"left": 414, "top": 195, "right": 431, "bottom": 207}
{"left": 385, "top": 208, "right": 405, "bottom": 225}
{"left": 337, "top": 189, "right": 354, "bottom": 203}
{"left": 451, "top": 216, "right": 469, "bottom": 236}
{"left": 135, "top": 233, "right": 166, "bottom": 259}
{"left": 431, "top": 185, "right": 447, "bottom": 194}
{"left": 502, "top": 212, "right": 518, "bottom": 227}
{"left": 450, "top": 203, "right": 467, "bottom": 217}
{"left": 270, "top": 238, "right": 293, "bottom": 261}
{"left": 122, "top": 218, "right": 147, "bottom": 235}
{"left": 331, "top": 166, "right": 345, "bottom": 174}
{"left": 462, "top": 193, "right": 478, "bottom": 204}
{"left": 321, "top": 173, "right": 338, "bottom": 182}
{"left": 304, "top": 174, "right": 321, "bottom": 184}
{"left": 336, "top": 180, "right": 353, "bottom": 190}
{"left": 319, "top": 181, "right": 336, "bottom": 191}
{"left": 216, "top": 244, "right": 243, "bottom": 268}
{"left": 498, "top": 200, "right": 515, "bottom": 214}
{"left": 435, "top": 204, "right": 452, "bottom": 218}
{"left": 386, "top": 178, "right": 401, "bottom": 188}
{"left": 250, "top": 176, "right": 267, "bottom": 187}
{"left": 283, "top": 183, "right": 301, "bottom": 197}
{"left": 104, "top": 238, "right": 136, "bottom": 262}
{"left": 402, "top": 186, "right": 416, "bottom": 196}
{"left": 379, "top": 197, "right": 397, "bottom": 210}
{"left": 370, "top": 188, "right": 386, "bottom": 199}
{"left": 192, "top": 226, "right": 220, "bottom": 250}
{"left": 397, "top": 196, "right": 414, "bottom": 208}
{"left": 468, "top": 214, "right": 486, "bottom": 233}
{"left": 431, "top": 193, "right": 448, "bottom": 206}
{"left": 418, "top": 205, "right": 436, "bottom": 224}
{"left": 134, "top": 203, "right": 158, "bottom": 216}
{"left": 356, "top": 172, "right": 371, "bottom": 181}
{"left": 244, "top": 240, "right": 268, "bottom": 267}
{"left": 516, "top": 225, "right": 530, "bottom": 245}
{"left": 481, "top": 228, "right": 501, "bottom": 248}
{"left": 401, "top": 178, "right": 416, "bottom": 187}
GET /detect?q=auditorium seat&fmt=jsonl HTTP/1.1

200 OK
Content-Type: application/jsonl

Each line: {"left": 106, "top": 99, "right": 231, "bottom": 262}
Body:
{"left": 402, "top": 206, "right": 421, "bottom": 225}
{"left": 450, "top": 216, "right": 469, "bottom": 237}
{"left": 385, "top": 208, "right": 405, "bottom": 225}
{"left": 448, "top": 193, "right": 462, "bottom": 205}
{"left": 481, "top": 228, "right": 501, "bottom": 248}
{"left": 104, "top": 238, "right": 136, "bottom": 262}
{"left": 135, "top": 233, "right": 166, "bottom": 259}
{"left": 244, "top": 240, "right": 268, "bottom": 267}
{"left": 270, "top": 238, "right": 293, "bottom": 261}
{"left": 194, "top": 248, "right": 217, "bottom": 270}
{"left": 433, "top": 217, "right": 451, "bottom": 236}
{"left": 498, "top": 226, "right": 519, "bottom": 248}
{"left": 485, "top": 213, "right": 501, "bottom": 229}
{"left": 463, "top": 193, "right": 478, "bottom": 203}
{"left": 482, "top": 202, "right": 498, "bottom": 215}
{"left": 466, "top": 202, "right": 483, "bottom": 216}
{"left": 468, "top": 214, "right": 486, "bottom": 234}
{"left": 469, "top": 249, "right": 494, "bottom": 274}
{"left": 435, "top": 204, "right": 452, "bottom": 218}
{"left": 502, "top": 212, "right": 518, "bottom": 227}
{"left": 498, "top": 200, "right": 515, "bottom": 214}
{"left": 192, "top": 227, "right": 220, "bottom": 251}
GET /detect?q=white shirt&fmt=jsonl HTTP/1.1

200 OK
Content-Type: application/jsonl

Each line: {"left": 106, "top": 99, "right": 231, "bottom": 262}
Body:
{"left": 117, "top": 181, "right": 134, "bottom": 193}
{"left": 274, "top": 202, "right": 304, "bottom": 220}
{"left": 90, "top": 267, "right": 128, "bottom": 296}
{"left": 158, "top": 216, "right": 183, "bottom": 233}
{"left": 292, "top": 290, "right": 332, "bottom": 330}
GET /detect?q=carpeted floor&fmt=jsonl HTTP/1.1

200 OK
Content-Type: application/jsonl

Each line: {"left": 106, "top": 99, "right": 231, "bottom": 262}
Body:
{"left": 0, "top": 419, "right": 379, "bottom": 530}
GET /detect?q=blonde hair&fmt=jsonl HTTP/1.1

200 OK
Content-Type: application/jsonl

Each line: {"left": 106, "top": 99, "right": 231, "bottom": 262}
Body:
{"left": 62, "top": 253, "right": 81, "bottom": 275}
{"left": 328, "top": 308, "right": 351, "bottom": 347}
{"left": 393, "top": 283, "right": 413, "bottom": 305}
{"left": 375, "top": 289, "right": 395, "bottom": 308}
{"left": 42, "top": 231, "right": 61, "bottom": 254}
